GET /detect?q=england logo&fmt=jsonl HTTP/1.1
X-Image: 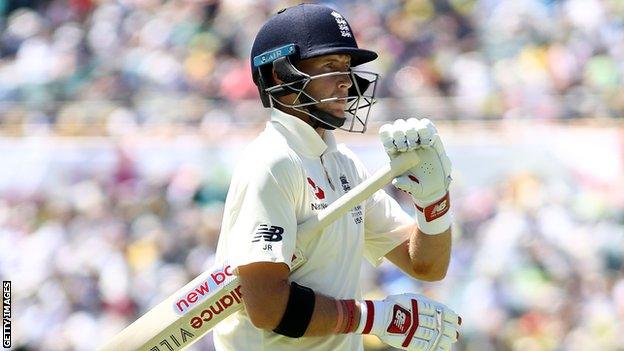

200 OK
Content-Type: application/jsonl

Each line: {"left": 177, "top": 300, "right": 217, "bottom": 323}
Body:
{"left": 330, "top": 11, "right": 352, "bottom": 38}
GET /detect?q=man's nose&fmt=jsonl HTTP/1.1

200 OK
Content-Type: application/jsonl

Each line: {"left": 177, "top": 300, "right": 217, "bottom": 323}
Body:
{"left": 337, "top": 72, "right": 353, "bottom": 90}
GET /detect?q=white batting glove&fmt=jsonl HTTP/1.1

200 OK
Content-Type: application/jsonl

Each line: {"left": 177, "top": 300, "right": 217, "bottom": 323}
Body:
{"left": 379, "top": 118, "right": 452, "bottom": 234}
{"left": 355, "top": 293, "right": 461, "bottom": 351}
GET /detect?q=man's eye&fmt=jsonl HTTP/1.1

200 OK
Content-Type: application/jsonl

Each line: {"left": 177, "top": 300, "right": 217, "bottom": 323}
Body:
{"left": 323, "top": 62, "right": 350, "bottom": 72}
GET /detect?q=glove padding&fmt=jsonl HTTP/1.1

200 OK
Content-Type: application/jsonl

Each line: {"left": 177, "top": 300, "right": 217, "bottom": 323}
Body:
{"left": 358, "top": 293, "right": 461, "bottom": 351}
{"left": 379, "top": 118, "right": 452, "bottom": 233}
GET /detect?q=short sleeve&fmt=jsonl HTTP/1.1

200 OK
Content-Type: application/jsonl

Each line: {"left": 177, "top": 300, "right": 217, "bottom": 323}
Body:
{"left": 225, "top": 154, "right": 300, "bottom": 271}
{"left": 363, "top": 189, "right": 415, "bottom": 267}
{"left": 341, "top": 146, "right": 415, "bottom": 267}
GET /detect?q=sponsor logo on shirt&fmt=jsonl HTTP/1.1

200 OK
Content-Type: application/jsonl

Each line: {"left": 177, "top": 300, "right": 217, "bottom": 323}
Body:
{"left": 306, "top": 177, "right": 325, "bottom": 200}
{"left": 252, "top": 224, "right": 284, "bottom": 243}
{"left": 311, "top": 202, "right": 328, "bottom": 211}
{"left": 387, "top": 304, "right": 412, "bottom": 334}
{"left": 252, "top": 224, "right": 284, "bottom": 251}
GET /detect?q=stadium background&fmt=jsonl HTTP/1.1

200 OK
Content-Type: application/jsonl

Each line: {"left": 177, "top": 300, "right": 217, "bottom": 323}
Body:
{"left": 1, "top": 0, "right": 623, "bottom": 350}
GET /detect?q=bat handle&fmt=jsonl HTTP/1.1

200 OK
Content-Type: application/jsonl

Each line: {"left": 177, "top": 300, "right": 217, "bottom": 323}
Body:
{"left": 297, "top": 152, "right": 420, "bottom": 239}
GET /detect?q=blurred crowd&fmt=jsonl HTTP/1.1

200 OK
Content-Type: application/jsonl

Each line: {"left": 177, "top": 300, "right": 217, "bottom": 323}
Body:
{"left": 1, "top": 135, "right": 623, "bottom": 351}
{"left": 1, "top": 0, "right": 624, "bottom": 137}
{"left": 1, "top": 0, "right": 624, "bottom": 350}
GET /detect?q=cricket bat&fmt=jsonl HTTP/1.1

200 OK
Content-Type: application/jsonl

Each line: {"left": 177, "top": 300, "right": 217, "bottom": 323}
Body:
{"left": 99, "top": 151, "right": 420, "bottom": 351}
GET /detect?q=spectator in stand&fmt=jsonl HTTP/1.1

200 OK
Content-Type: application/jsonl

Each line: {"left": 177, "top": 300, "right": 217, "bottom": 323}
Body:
{"left": 1, "top": 0, "right": 623, "bottom": 137}
{"left": 1, "top": 1, "right": 623, "bottom": 350}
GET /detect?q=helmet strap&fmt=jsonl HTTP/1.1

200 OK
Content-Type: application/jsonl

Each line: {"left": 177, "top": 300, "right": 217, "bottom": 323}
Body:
{"left": 301, "top": 102, "right": 345, "bottom": 131}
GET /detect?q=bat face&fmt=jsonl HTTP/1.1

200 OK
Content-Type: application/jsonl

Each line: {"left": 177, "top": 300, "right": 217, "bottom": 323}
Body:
{"left": 99, "top": 252, "right": 308, "bottom": 351}
{"left": 98, "top": 263, "right": 241, "bottom": 351}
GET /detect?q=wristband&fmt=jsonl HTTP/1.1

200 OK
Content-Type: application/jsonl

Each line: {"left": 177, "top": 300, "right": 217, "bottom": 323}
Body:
{"left": 415, "top": 192, "right": 451, "bottom": 235}
{"left": 354, "top": 300, "right": 367, "bottom": 334}
{"left": 343, "top": 300, "right": 355, "bottom": 333}
{"left": 334, "top": 300, "right": 344, "bottom": 334}
{"left": 354, "top": 300, "right": 378, "bottom": 335}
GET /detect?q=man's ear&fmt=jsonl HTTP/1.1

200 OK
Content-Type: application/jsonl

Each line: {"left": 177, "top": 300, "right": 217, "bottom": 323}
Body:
{"left": 270, "top": 67, "right": 298, "bottom": 105}
{"left": 272, "top": 68, "right": 284, "bottom": 85}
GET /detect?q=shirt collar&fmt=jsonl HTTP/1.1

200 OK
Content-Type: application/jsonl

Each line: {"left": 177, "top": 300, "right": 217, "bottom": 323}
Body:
{"left": 270, "top": 108, "right": 337, "bottom": 157}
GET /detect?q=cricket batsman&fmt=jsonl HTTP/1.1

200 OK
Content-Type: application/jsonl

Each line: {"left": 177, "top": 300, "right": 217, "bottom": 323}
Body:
{"left": 213, "top": 4, "right": 461, "bottom": 350}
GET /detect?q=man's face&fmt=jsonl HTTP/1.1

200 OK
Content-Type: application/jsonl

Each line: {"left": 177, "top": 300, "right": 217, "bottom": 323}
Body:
{"left": 295, "top": 54, "right": 353, "bottom": 118}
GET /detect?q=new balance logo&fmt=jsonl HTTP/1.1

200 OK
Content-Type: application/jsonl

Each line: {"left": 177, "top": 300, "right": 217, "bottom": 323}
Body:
{"left": 252, "top": 224, "right": 284, "bottom": 243}
{"left": 394, "top": 310, "right": 406, "bottom": 329}
{"left": 386, "top": 305, "right": 411, "bottom": 334}
{"left": 423, "top": 192, "right": 451, "bottom": 222}
{"left": 431, "top": 200, "right": 447, "bottom": 216}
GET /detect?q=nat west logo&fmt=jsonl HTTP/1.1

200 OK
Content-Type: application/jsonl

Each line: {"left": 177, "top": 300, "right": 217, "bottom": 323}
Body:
{"left": 306, "top": 177, "right": 325, "bottom": 200}
{"left": 339, "top": 174, "right": 351, "bottom": 192}
{"left": 310, "top": 202, "right": 328, "bottom": 211}
{"left": 252, "top": 224, "right": 284, "bottom": 242}
{"left": 387, "top": 304, "right": 411, "bottom": 334}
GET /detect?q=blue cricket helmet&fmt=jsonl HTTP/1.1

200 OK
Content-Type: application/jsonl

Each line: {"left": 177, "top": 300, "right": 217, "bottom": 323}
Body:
{"left": 251, "top": 3, "right": 377, "bottom": 83}
{"left": 249, "top": 4, "right": 380, "bottom": 133}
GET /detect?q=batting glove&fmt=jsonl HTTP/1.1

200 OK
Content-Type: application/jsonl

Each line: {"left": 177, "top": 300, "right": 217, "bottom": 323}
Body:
{"left": 379, "top": 118, "right": 452, "bottom": 234}
{"left": 356, "top": 293, "right": 461, "bottom": 351}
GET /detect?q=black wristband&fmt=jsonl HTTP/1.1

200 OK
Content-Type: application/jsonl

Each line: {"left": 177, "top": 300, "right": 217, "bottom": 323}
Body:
{"left": 272, "top": 282, "right": 316, "bottom": 338}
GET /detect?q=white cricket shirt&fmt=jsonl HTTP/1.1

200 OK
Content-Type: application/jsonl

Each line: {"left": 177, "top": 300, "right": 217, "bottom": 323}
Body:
{"left": 213, "top": 109, "right": 414, "bottom": 351}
